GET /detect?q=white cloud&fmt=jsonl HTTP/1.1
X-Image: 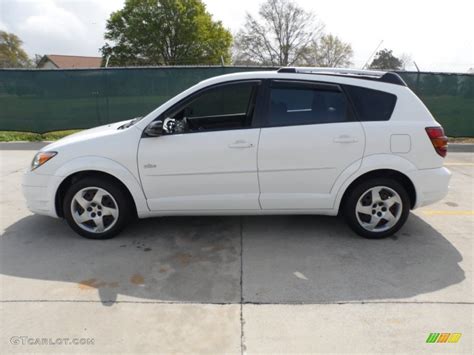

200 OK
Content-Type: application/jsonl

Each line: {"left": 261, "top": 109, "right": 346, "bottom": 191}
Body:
{"left": 206, "top": 0, "right": 474, "bottom": 72}
{"left": 1, "top": 0, "right": 124, "bottom": 56}
{"left": 18, "top": 0, "right": 88, "bottom": 52}
{"left": 0, "top": 20, "right": 8, "bottom": 31}
{"left": 0, "top": 0, "right": 472, "bottom": 71}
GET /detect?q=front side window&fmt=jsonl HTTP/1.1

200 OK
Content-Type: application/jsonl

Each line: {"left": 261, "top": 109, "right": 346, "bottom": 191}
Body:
{"left": 268, "top": 81, "right": 352, "bottom": 126}
{"left": 163, "top": 81, "right": 260, "bottom": 134}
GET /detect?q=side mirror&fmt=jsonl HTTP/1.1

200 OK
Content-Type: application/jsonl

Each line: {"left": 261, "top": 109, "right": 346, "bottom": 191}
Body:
{"left": 144, "top": 120, "right": 163, "bottom": 137}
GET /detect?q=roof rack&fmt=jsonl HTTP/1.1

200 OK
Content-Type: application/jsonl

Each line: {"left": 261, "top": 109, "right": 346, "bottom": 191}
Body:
{"left": 277, "top": 67, "right": 407, "bottom": 86}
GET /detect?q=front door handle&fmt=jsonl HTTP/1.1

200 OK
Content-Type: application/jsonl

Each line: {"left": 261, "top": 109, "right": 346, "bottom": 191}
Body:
{"left": 333, "top": 135, "right": 358, "bottom": 143}
{"left": 228, "top": 140, "right": 253, "bottom": 149}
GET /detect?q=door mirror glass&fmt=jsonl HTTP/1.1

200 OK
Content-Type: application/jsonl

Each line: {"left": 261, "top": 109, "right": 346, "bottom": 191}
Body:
{"left": 163, "top": 117, "right": 178, "bottom": 134}
{"left": 144, "top": 120, "right": 163, "bottom": 137}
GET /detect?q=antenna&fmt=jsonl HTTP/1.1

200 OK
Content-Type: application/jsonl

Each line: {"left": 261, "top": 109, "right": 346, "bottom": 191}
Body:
{"left": 362, "top": 40, "right": 383, "bottom": 69}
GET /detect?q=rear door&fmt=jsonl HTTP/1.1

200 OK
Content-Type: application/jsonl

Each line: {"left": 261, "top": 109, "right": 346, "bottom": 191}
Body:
{"left": 258, "top": 80, "right": 365, "bottom": 210}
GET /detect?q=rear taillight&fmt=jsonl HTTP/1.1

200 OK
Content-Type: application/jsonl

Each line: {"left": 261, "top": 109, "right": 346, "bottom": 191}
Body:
{"left": 425, "top": 126, "right": 448, "bottom": 157}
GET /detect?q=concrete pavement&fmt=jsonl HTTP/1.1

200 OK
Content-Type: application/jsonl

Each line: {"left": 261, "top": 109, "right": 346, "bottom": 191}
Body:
{"left": 0, "top": 148, "right": 472, "bottom": 353}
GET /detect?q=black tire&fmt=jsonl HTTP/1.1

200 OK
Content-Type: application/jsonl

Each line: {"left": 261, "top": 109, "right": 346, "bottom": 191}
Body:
{"left": 343, "top": 178, "right": 410, "bottom": 239}
{"left": 63, "top": 177, "right": 132, "bottom": 239}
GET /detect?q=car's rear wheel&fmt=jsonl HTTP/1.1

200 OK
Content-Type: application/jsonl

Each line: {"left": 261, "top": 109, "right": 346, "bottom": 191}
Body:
{"left": 344, "top": 178, "right": 410, "bottom": 238}
{"left": 63, "top": 177, "right": 131, "bottom": 239}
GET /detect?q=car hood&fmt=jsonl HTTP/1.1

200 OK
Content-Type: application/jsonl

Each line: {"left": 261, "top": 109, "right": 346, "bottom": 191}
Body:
{"left": 41, "top": 119, "right": 133, "bottom": 152}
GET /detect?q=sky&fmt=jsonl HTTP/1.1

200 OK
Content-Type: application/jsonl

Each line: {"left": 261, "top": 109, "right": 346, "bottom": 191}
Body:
{"left": 0, "top": 0, "right": 473, "bottom": 72}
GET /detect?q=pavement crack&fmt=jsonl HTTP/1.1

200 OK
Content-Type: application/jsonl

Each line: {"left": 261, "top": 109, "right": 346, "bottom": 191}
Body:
{"left": 239, "top": 216, "right": 246, "bottom": 355}
{"left": 5, "top": 168, "right": 24, "bottom": 176}
{"left": 1, "top": 300, "right": 472, "bottom": 305}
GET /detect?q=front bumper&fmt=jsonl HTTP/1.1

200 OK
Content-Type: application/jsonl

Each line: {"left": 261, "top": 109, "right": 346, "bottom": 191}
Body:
{"left": 22, "top": 170, "right": 62, "bottom": 218}
{"left": 409, "top": 167, "right": 451, "bottom": 208}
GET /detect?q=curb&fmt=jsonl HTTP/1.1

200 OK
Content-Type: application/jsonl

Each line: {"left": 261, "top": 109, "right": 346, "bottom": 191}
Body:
{"left": 448, "top": 144, "right": 474, "bottom": 153}
{"left": 0, "top": 142, "right": 50, "bottom": 151}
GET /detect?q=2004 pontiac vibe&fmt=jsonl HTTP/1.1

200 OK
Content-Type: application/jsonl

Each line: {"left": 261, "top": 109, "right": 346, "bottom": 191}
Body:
{"left": 23, "top": 68, "right": 451, "bottom": 239}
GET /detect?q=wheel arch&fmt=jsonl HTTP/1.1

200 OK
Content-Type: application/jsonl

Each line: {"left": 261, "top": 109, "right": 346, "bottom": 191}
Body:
{"left": 52, "top": 156, "right": 149, "bottom": 218}
{"left": 337, "top": 169, "right": 417, "bottom": 215}
{"left": 55, "top": 170, "right": 140, "bottom": 218}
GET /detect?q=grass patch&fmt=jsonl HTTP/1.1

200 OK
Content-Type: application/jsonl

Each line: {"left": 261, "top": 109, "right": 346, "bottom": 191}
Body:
{"left": 0, "top": 130, "right": 81, "bottom": 142}
{"left": 449, "top": 137, "right": 474, "bottom": 144}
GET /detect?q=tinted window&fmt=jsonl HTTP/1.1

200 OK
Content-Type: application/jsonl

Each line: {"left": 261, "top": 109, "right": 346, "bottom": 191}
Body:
{"left": 268, "top": 81, "right": 351, "bottom": 126}
{"left": 344, "top": 85, "right": 397, "bottom": 121}
{"left": 186, "top": 82, "right": 256, "bottom": 118}
{"left": 166, "top": 81, "right": 259, "bottom": 133}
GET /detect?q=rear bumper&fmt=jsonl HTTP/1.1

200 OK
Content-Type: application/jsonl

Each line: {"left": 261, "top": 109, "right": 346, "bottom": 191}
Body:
{"left": 22, "top": 170, "right": 61, "bottom": 218}
{"left": 409, "top": 167, "right": 451, "bottom": 208}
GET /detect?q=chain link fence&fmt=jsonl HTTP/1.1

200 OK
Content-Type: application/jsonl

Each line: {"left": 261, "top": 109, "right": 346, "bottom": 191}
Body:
{"left": 0, "top": 67, "right": 472, "bottom": 136}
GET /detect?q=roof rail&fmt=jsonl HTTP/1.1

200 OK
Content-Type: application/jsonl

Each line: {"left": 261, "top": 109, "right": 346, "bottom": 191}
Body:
{"left": 277, "top": 67, "right": 407, "bottom": 86}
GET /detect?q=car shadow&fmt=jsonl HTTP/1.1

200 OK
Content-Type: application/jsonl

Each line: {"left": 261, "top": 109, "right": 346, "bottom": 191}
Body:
{"left": 0, "top": 213, "right": 464, "bottom": 306}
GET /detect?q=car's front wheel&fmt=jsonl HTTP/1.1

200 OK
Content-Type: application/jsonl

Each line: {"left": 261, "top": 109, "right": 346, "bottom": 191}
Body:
{"left": 344, "top": 178, "right": 410, "bottom": 238}
{"left": 63, "top": 177, "right": 132, "bottom": 239}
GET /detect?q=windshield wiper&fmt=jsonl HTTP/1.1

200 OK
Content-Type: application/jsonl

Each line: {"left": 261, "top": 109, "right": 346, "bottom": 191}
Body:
{"left": 118, "top": 116, "right": 143, "bottom": 130}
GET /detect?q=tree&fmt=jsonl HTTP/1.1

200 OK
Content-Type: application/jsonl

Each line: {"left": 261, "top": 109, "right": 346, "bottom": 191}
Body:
{"left": 399, "top": 53, "right": 412, "bottom": 70}
{"left": 369, "top": 49, "right": 403, "bottom": 70}
{"left": 33, "top": 54, "right": 44, "bottom": 67}
{"left": 101, "top": 0, "right": 232, "bottom": 66}
{"left": 0, "top": 31, "right": 31, "bottom": 68}
{"left": 303, "top": 34, "right": 353, "bottom": 67}
{"left": 233, "top": 0, "right": 324, "bottom": 66}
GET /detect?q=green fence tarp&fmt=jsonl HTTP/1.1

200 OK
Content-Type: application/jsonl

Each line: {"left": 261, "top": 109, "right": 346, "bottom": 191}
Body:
{"left": 0, "top": 67, "right": 472, "bottom": 136}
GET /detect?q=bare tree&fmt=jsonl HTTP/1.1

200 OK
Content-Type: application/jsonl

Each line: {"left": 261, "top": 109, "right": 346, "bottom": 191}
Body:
{"left": 303, "top": 34, "right": 353, "bottom": 67}
{"left": 233, "top": 0, "right": 324, "bottom": 66}
{"left": 399, "top": 53, "right": 413, "bottom": 70}
{"left": 33, "top": 54, "right": 44, "bottom": 67}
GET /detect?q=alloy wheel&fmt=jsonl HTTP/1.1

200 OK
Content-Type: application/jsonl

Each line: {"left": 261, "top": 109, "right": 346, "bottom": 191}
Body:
{"left": 70, "top": 187, "right": 119, "bottom": 234}
{"left": 355, "top": 186, "right": 403, "bottom": 232}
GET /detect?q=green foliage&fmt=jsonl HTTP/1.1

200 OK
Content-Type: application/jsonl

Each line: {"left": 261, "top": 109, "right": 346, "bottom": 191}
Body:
{"left": 369, "top": 48, "right": 403, "bottom": 70}
{"left": 101, "top": 0, "right": 232, "bottom": 66}
{"left": 0, "top": 130, "right": 80, "bottom": 142}
{"left": 0, "top": 31, "right": 31, "bottom": 68}
{"left": 303, "top": 34, "right": 353, "bottom": 67}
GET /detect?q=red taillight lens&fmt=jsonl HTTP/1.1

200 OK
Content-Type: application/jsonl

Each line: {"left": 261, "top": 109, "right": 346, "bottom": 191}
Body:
{"left": 425, "top": 126, "right": 448, "bottom": 157}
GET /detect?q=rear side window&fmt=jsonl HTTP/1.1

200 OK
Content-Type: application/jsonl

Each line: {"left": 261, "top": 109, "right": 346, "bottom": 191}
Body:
{"left": 344, "top": 85, "right": 397, "bottom": 121}
{"left": 268, "top": 81, "right": 352, "bottom": 126}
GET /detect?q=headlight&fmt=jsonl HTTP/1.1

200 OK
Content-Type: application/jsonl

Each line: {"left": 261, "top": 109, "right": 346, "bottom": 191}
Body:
{"left": 31, "top": 151, "right": 57, "bottom": 170}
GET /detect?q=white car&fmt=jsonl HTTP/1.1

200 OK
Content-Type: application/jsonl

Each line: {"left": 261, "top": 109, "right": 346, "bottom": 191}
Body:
{"left": 22, "top": 68, "right": 451, "bottom": 239}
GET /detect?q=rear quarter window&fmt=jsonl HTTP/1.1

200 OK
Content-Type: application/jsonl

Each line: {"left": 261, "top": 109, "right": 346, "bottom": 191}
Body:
{"left": 344, "top": 85, "right": 397, "bottom": 121}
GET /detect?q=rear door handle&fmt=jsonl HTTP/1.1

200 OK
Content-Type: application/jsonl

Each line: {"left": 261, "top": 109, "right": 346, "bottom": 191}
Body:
{"left": 228, "top": 140, "right": 253, "bottom": 149}
{"left": 333, "top": 135, "right": 358, "bottom": 143}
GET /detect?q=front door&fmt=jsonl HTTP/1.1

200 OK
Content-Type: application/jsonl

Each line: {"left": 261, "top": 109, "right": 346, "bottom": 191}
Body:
{"left": 138, "top": 80, "right": 262, "bottom": 211}
{"left": 258, "top": 80, "right": 365, "bottom": 210}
